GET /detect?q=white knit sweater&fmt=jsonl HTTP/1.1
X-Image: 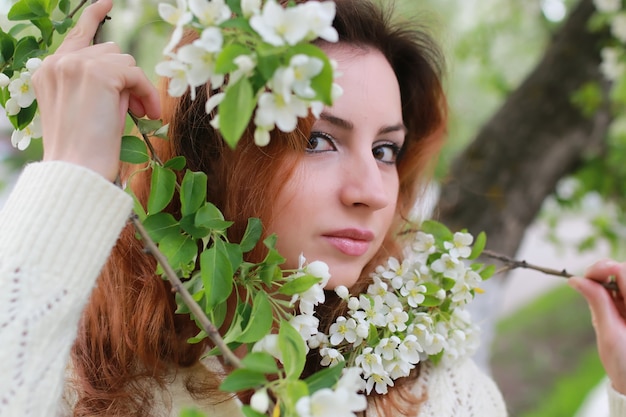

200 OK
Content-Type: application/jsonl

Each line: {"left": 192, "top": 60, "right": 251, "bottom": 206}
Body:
{"left": 1, "top": 162, "right": 625, "bottom": 417}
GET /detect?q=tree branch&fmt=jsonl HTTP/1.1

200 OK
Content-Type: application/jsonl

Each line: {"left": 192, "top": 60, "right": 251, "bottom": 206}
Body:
{"left": 482, "top": 249, "right": 619, "bottom": 292}
{"left": 131, "top": 215, "right": 243, "bottom": 368}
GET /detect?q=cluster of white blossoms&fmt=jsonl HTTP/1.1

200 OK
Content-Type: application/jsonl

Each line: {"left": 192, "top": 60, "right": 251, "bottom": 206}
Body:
{"left": 1, "top": 57, "right": 43, "bottom": 150}
{"left": 593, "top": 0, "right": 626, "bottom": 80}
{"left": 312, "top": 231, "right": 485, "bottom": 395}
{"left": 156, "top": 0, "right": 341, "bottom": 146}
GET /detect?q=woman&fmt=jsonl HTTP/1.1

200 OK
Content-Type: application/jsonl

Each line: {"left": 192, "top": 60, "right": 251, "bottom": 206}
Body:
{"left": 0, "top": 0, "right": 625, "bottom": 416}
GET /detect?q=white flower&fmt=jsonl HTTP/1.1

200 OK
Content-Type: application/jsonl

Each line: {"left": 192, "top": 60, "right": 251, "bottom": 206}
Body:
{"left": 155, "top": 58, "right": 189, "bottom": 97}
{"left": 378, "top": 257, "right": 405, "bottom": 289}
{"left": 413, "top": 232, "right": 436, "bottom": 254}
{"left": 365, "top": 372, "right": 394, "bottom": 395}
{"left": 383, "top": 356, "right": 412, "bottom": 379}
{"left": 355, "top": 347, "right": 384, "bottom": 375}
{"left": 25, "top": 58, "right": 42, "bottom": 73}
{"left": 0, "top": 73, "right": 9, "bottom": 88}
{"left": 296, "top": 388, "right": 362, "bottom": 417}
{"left": 398, "top": 335, "right": 422, "bottom": 364}
{"left": 594, "top": 0, "right": 621, "bottom": 13}
{"left": 301, "top": 1, "right": 338, "bottom": 42}
{"left": 400, "top": 280, "right": 427, "bottom": 308}
{"left": 290, "top": 313, "right": 320, "bottom": 343}
{"left": 385, "top": 307, "right": 409, "bottom": 332}
{"left": 254, "top": 126, "right": 271, "bottom": 146}
{"left": 241, "top": 0, "right": 261, "bottom": 17}
{"left": 601, "top": 47, "right": 626, "bottom": 80}
{"left": 252, "top": 334, "right": 283, "bottom": 362}
{"left": 250, "top": 389, "right": 270, "bottom": 414}
{"left": 159, "top": 0, "right": 193, "bottom": 54}
{"left": 205, "top": 92, "right": 225, "bottom": 115}
{"left": 195, "top": 26, "right": 224, "bottom": 53}
{"left": 254, "top": 90, "right": 308, "bottom": 132}
{"left": 305, "top": 260, "right": 331, "bottom": 283}
{"left": 335, "top": 285, "right": 349, "bottom": 300}
{"left": 329, "top": 316, "right": 358, "bottom": 345}
{"left": 249, "top": 0, "right": 309, "bottom": 46}
{"left": 612, "top": 13, "right": 626, "bottom": 42}
{"left": 5, "top": 97, "right": 19, "bottom": 116}
{"left": 431, "top": 253, "right": 464, "bottom": 280}
{"left": 8, "top": 72, "right": 36, "bottom": 108}
{"left": 337, "top": 367, "right": 366, "bottom": 393}
{"left": 374, "top": 336, "right": 400, "bottom": 361}
{"left": 289, "top": 54, "right": 324, "bottom": 98}
{"left": 308, "top": 332, "right": 329, "bottom": 349}
{"left": 177, "top": 43, "right": 224, "bottom": 95}
{"left": 11, "top": 114, "right": 41, "bottom": 150}
{"left": 352, "top": 294, "right": 388, "bottom": 327}
{"left": 230, "top": 54, "right": 256, "bottom": 84}
{"left": 188, "top": 0, "right": 231, "bottom": 26}
{"left": 320, "top": 347, "right": 344, "bottom": 367}
{"left": 444, "top": 232, "right": 473, "bottom": 259}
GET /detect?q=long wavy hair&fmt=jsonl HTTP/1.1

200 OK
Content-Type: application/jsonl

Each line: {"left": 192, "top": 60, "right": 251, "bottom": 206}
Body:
{"left": 70, "top": 0, "right": 447, "bottom": 416}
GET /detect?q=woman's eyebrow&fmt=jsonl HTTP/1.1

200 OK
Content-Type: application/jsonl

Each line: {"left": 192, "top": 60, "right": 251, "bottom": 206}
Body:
{"left": 320, "top": 112, "right": 407, "bottom": 135}
{"left": 319, "top": 112, "right": 354, "bottom": 130}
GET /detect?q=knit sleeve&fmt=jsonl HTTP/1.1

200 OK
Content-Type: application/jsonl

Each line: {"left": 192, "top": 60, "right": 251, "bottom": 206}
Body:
{"left": 0, "top": 162, "right": 133, "bottom": 417}
{"left": 608, "top": 382, "right": 626, "bottom": 417}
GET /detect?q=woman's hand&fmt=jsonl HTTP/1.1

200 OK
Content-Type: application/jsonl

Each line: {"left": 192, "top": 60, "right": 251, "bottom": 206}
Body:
{"left": 569, "top": 259, "right": 626, "bottom": 394}
{"left": 31, "top": 0, "right": 161, "bottom": 181}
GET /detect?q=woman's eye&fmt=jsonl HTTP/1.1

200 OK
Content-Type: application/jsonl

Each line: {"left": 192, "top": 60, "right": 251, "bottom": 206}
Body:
{"left": 373, "top": 143, "right": 401, "bottom": 164}
{"left": 307, "top": 132, "right": 336, "bottom": 153}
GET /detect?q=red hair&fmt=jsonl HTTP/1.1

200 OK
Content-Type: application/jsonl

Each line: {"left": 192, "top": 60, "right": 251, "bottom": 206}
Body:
{"left": 70, "top": 1, "right": 447, "bottom": 416}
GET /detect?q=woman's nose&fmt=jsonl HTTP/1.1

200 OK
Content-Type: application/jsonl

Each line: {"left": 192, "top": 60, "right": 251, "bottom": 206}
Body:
{"left": 339, "top": 154, "right": 392, "bottom": 210}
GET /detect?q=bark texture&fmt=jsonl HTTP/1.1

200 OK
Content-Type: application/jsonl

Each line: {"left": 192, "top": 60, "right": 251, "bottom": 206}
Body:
{"left": 435, "top": 0, "right": 612, "bottom": 257}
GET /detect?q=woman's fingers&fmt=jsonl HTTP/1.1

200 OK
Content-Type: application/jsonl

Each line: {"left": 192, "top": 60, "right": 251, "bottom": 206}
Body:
{"left": 56, "top": 0, "right": 113, "bottom": 54}
{"left": 570, "top": 259, "right": 626, "bottom": 394}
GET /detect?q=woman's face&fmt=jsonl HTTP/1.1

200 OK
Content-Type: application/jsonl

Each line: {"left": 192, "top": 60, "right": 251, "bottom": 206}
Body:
{"left": 269, "top": 44, "right": 405, "bottom": 289}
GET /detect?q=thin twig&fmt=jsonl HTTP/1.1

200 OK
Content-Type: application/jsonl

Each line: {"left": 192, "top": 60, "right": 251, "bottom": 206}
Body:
{"left": 68, "top": 0, "right": 90, "bottom": 19}
{"left": 482, "top": 249, "right": 619, "bottom": 292}
{"left": 131, "top": 215, "right": 243, "bottom": 368}
{"left": 128, "top": 112, "right": 164, "bottom": 166}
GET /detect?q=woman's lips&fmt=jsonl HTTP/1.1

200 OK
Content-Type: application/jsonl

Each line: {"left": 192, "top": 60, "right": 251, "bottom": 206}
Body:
{"left": 323, "top": 229, "right": 374, "bottom": 257}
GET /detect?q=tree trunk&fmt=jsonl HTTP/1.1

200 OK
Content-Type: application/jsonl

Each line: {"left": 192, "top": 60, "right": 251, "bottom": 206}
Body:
{"left": 435, "top": 0, "right": 611, "bottom": 257}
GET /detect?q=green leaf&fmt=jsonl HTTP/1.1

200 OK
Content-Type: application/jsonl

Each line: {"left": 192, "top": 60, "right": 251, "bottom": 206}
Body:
{"left": 258, "top": 263, "right": 280, "bottom": 285}
{"left": 136, "top": 118, "right": 164, "bottom": 135}
{"left": 164, "top": 155, "right": 186, "bottom": 170}
{"left": 224, "top": 0, "right": 243, "bottom": 16}
{"left": 420, "top": 220, "right": 454, "bottom": 244}
{"left": 58, "top": 0, "right": 70, "bottom": 14}
{"left": 241, "top": 352, "right": 279, "bottom": 374}
{"left": 0, "top": 30, "right": 16, "bottom": 65}
{"left": 255, "top": 44, "right": 282, "bottom": 81}
{"left": 237, "top": 292, "right": 273, "bottom": 343}
{"left": 278, "top": 275, "right": 320, "bottom": 296}
{"left": 240, "top": 217, "right": 262, "bottom": 252}
{"left": 32, "top": 17, "right": 54, "bottom": 46}
{"left": 479, "top": 264, "right": 496, "bottom": 280}
{"left": 218, "top": 77, "right": 255, "bottom": 148}
{"left": 201, "top": 241, "right": 234, "bottom": 309}
{"left": 222, "top": 241, "right": 243, "bottom": 273}
{"left": 281, "top": 380, "right": 309, "bottom": 410}
{"left": 278, "top": 321, "right": 306, "bottom": 379}
{"left": 158, "top": 232, "right": 197, "bottom": 273}
{"left": 180, "top": 170, "right": 207, "bottom": 216}
{"left": 154, "top": 122, "right": 170, "bottom": 139}
{"left": 241, "top": 406, "right": 266, "bottom": 417}
{"left": 52, "top": 17, "right": 73, "bottom": 34}
{"left": 125, "top": 187, "right": 147, "bottom": 221}
{"left": 304, "top": 361, "right": 344, "bottom": 392}
{"left": 147, "top": 165, "right": 176, "bottom": 214}
{"left": 220, "top": 369, "right": 267, "bottom": 392}
{"left": 288, "top": 44, "right": 334, "bottom": 104}
{"left": 13, "top": 36, "right": 44, "bottom": 69}
{"left": 180, "top": 214, "right": 210, "bottom": 239}
{"left": 195, "top": 202, "right": 234, "bottom": 231}
{"left": 420, "top": 294, "right": 443, "bottom": 307}
{"left": 120, "top": 135, "right": 149, "bottom": 164}
{"left": 179, "top": 408, "right": 207, "bottom": 417}
{"left": 142, "top": 213, "right": 179, "bottom": 242}
{"left": 8, "top": 0, "right": 47, "bottom": 20}
{"left": 11, "top": 101, "right": 37, "bottom": 130}
{"left": 468, "top": 231, "right": 486, "bottom": 260}
{"left": 215, "top": 44, "right": 251, "bottom": 74}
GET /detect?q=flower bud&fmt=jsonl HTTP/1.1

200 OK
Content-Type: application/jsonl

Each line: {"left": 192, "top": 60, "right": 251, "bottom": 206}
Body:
{"left": 250, "top": 389, "right": 270, "bottom": 414}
